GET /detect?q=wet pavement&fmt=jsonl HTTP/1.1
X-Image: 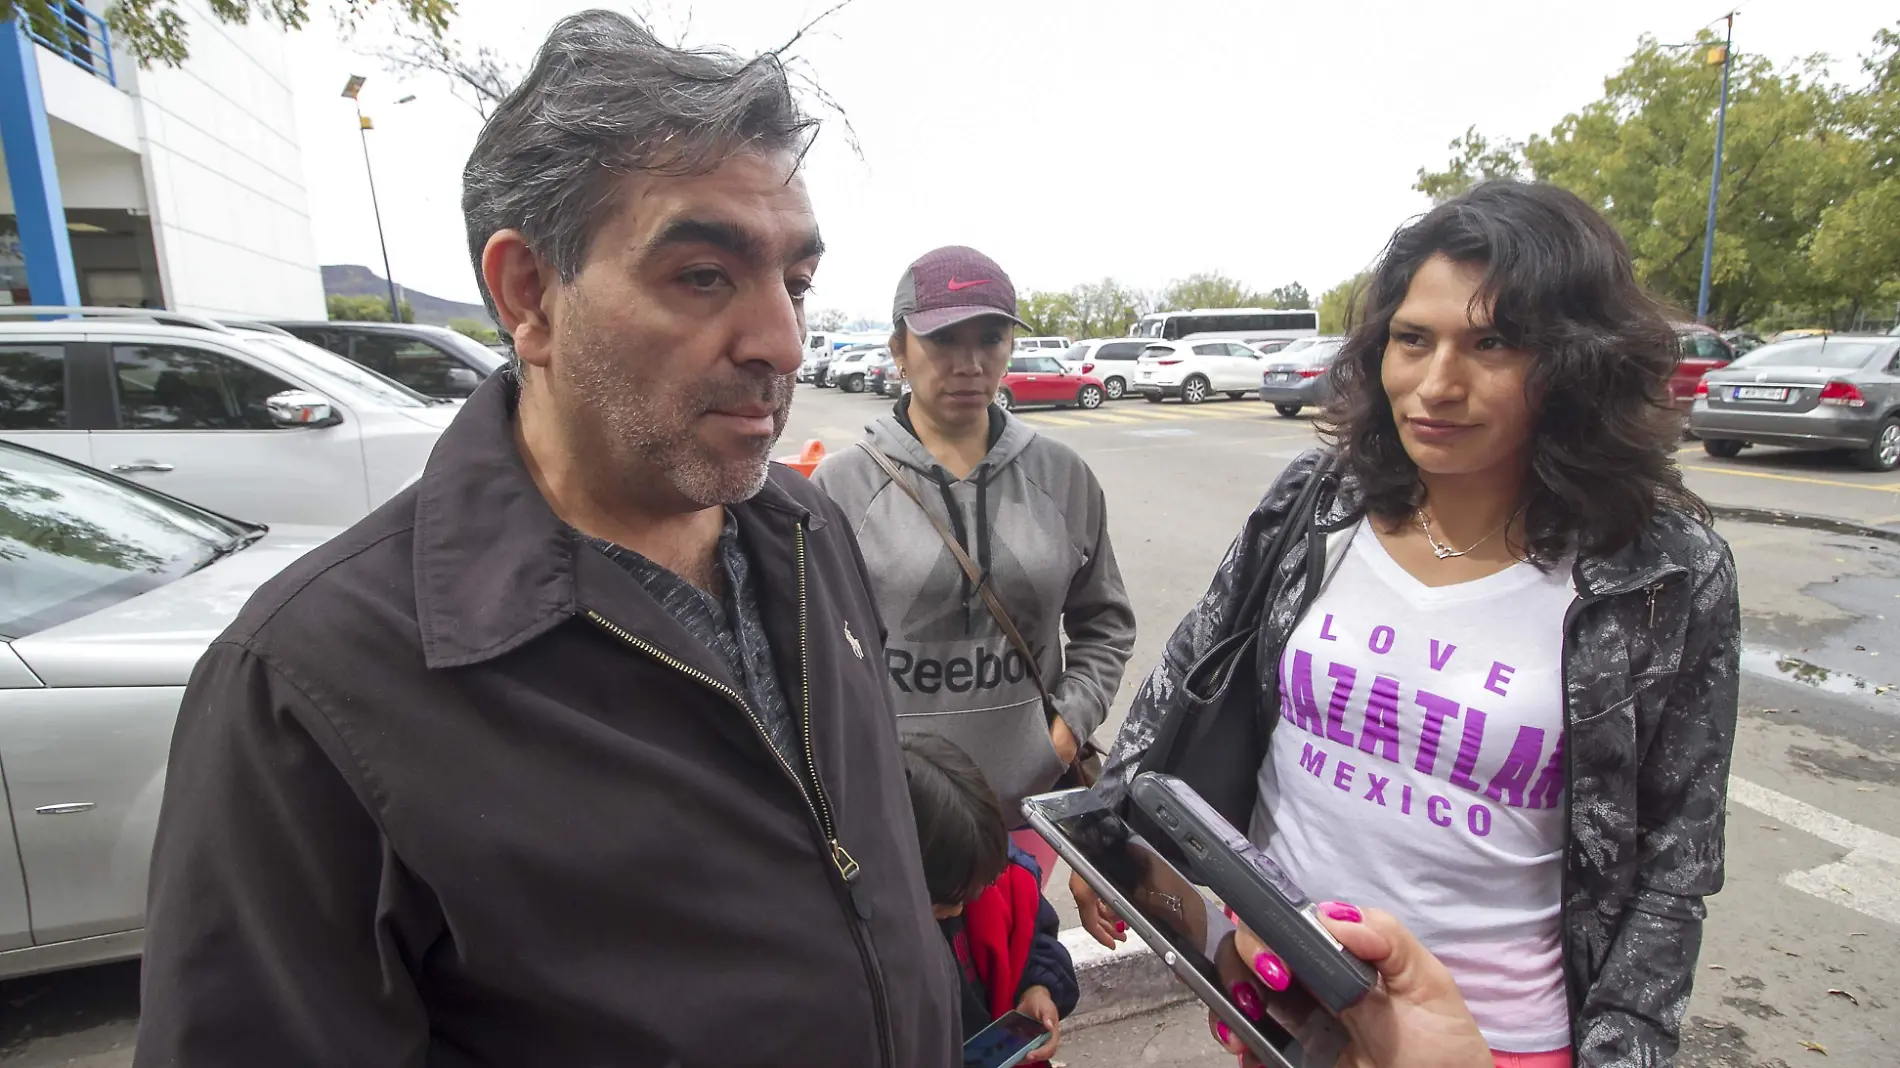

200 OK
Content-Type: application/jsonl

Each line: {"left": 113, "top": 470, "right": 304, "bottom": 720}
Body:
{"left": 4, "top": 391, "right": 1897, "bottom": 1065}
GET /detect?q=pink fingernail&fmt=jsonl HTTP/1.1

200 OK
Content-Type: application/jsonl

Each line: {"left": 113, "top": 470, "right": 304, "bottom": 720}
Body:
{"left": 1115, "top": 920, "right": 1127, "bottom": 934}
{"left": 1231, "top": 982, "right": 1263, "bottom": 1019}
{"left": 1216, "top": 1020, "right": 1233, "bottom": 1046}
{"left": 1253, "top": 950, "right": 1290, "bottom": 991}
{"left": 1319, "top": 901, "right": 1363, "bottom": 923}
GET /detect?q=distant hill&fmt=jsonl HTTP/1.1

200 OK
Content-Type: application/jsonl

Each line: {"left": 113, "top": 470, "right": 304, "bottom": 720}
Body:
{"left": 321, "top": 265, "right": 490, "bottom": 327}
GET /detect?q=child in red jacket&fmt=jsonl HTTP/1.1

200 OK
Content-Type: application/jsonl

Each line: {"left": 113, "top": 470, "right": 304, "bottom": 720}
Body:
{"left": 902, "top": 736, "right": 1079, "bottom": 1061}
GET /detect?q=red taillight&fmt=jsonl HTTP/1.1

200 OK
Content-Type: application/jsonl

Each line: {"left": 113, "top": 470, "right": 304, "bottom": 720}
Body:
{"left": 1081, "top": 362, "right": 1095, "bottom": 375}
{"left": 1819, "top": 380, "right": 1866, "bottom": 407}
{"left": 1694, "top": 378, "right": 1709, "bottom": 399}
{"left": 1156, "top": 358, "right": 1184, "bottom": 366}
{"left": 1298, "top": 369, "right": 1324, "bottom": 379}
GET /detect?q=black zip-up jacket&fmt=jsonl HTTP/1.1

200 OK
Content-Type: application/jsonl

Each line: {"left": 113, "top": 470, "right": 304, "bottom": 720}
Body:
{"left": 1099, "top": 450, "right": 1741, "bottom": 1067}
{"left": 134, "top": 377, "right": 958, "bottom": 1068}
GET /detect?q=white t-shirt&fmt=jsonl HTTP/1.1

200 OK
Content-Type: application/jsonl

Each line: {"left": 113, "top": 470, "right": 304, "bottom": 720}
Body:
{"left": 1251, "top": 522, "right": 1574, "bottom": 1053}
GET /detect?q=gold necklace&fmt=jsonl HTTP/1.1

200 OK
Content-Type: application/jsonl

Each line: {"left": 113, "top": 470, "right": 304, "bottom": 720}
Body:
{"left": 1416, "top": 506, "right": 1522, "bottom": 560}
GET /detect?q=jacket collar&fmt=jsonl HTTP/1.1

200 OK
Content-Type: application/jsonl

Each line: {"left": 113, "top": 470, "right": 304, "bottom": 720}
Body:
{"left": 1314, "top": 456, "right": 1685, "bottom": 599}
{"left": 411, "top": 374, "right": 818, "bottom": 669}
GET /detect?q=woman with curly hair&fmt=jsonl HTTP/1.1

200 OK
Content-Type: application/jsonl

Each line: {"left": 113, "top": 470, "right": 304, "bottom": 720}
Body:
{"left": 1076, "top": 180, "right": 1741, "bottom": 1068}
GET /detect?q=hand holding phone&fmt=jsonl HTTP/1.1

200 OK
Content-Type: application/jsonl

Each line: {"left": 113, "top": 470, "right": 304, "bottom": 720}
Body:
{"left": 963, "top": 1010, "right": 1052, "bottom": 1068}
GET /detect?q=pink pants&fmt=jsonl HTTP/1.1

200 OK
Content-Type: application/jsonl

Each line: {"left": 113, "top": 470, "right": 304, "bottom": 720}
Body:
{"left": 1493, "top": 1051, "right": 1572, "bottom": 1068}
{"left": 1009, "top": 828, "right": 1058, "bottom": 888}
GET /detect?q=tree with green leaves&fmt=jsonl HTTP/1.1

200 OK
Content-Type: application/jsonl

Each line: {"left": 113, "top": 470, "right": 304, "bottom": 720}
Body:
{"left": 328, "top": 293, "right": 412, "bottom": 323}
{"left": 1158, "top": 271, "right": 1259, "bottom": 312}
{"left": 1416, "top": 26, "right": 1898, "bottom": 329}
{"left": 1265, "top": 282, "right": 1312, "bottom": 310}
{"left": 3, "top": 0, "right": 453, "bottom": 69}
{"left": 1016, "top": 290, "right": 1077, "bottom": 338}
{"left": 1317, "top": 272, "right": 1370, "bottom": 335}
{"left": 809, "top": 308, "right": 850, "bottom": 332}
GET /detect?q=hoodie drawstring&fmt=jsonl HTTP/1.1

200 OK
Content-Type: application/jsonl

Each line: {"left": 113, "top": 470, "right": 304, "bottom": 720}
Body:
{"left": 931, "top": 466, "right": 977, "bottom": 633}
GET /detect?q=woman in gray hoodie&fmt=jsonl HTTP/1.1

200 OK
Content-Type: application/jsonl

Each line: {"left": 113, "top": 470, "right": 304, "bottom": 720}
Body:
{"left": 812, "top": 246, "right": 1136, "bottom": 881}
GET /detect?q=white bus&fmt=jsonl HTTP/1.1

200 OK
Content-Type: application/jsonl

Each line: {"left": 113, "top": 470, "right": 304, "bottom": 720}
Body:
{"left": 1131, "top": 308, "right": 1318, "bottom": 342}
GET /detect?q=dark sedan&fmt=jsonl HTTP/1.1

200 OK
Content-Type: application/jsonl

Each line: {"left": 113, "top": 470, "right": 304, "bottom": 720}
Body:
{"left": 1690, "top": 336, "right": 1900, "bottom": 471}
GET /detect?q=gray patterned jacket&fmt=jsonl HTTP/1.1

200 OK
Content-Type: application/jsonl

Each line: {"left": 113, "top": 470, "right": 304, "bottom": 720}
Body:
{"left": 1099, "top": 450, "right": 1741, "bottom": 1067}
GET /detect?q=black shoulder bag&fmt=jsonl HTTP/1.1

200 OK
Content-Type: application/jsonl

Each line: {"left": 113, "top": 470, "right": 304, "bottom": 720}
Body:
{"left": 1129, "top": 453, "right": 1335, "bottom": 852}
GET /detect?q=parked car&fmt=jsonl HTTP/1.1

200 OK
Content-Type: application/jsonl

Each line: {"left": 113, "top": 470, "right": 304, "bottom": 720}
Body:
{"left": 1690, "top": 335, "right": 1900, "bottom": 471}
{"left": 1722, "top": 331, "right": 1767, "bottom": 355}
{"left": 0, "top": 306, "right": 455, "bottom": 526}
{"left": 267, "top": 321, "right": 507, "bottom": 400}
{"left": 866, "top": 351, "right": 902, "bottom": 396}
{"left": 994, "top": 355, "right": 1105, "bottom": 412}
{"left": 798, "top": 349, "right": 834, "bottom": 385}
{"left": 0, "top": 440, "right": 337, "bottom": 979}
{"left": 825, "top": 346, "right": 887, "bottom": 393}
{"left": 1057, "top": 338, "right": 1153, "bottom": 401}
{"left": 1258, "top": 337, "right": 1348, "bottom": 416}
{"left": 1672, "top": 323, "right": 1736, "bottom": 410}
{"left": 1131, "top": 338, "right": 1272, "bottom": 404}
{"left": 1013, "top": 336, "right": 1072, "bottom": 356}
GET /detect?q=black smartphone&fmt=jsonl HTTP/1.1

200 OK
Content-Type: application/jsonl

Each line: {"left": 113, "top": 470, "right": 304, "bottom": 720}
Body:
{"left": 1130, "top": 772, "right": 1377, "bottom": 1015}
{"left": 962, "top": 1010, "right": 1050, "bottom": 1068}
{"left": 1023, "top": 787, "right": 1346, "bottom": 1068}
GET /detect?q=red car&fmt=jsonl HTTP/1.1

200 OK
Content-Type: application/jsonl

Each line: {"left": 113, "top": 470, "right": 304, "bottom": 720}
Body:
{"left": 1672, "top": 323, "right": 1736, "bottom": 409}
{"left": 995, "top": 355, "right": 1107, "bottom": 412}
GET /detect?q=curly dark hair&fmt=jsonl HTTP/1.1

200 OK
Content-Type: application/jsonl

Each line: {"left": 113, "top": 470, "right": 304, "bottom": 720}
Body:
{"left": 1321, "top": 180, "right": 1709, "bottom": 565}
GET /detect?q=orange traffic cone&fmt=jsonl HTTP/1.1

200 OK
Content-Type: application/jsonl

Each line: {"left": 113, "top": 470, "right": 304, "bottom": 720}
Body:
{"left": 778, "top": 438, "right": 827, "bottom": 477}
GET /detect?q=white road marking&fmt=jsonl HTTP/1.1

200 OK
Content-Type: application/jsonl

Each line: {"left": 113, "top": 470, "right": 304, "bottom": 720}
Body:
{"left": 1729, "top": 776, "right": 1900, "bottom": 926}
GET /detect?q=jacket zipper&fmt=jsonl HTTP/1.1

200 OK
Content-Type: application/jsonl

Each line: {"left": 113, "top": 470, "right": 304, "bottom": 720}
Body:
{"left": 797, "top": 522, "right": 896, "bottom": 1068}
{"left": 1554, "top": 568, "right": 1682, "bottom": 1037}
{"left": 583, "top": 521, "right": 891, "bottom": 1067}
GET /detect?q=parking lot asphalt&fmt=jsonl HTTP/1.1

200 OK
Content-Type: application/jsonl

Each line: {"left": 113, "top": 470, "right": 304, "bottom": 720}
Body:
{"left": 5, "top": 385, "right": 1897, "bottom": 1066}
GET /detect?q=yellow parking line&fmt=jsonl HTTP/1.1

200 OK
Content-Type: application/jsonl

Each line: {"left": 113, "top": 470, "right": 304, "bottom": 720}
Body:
{"left": 1685, "top": 465, "right": 1900, "bottom": 494}
{"left": 1029, "top": 413, "right": 1089, "bottom": 428}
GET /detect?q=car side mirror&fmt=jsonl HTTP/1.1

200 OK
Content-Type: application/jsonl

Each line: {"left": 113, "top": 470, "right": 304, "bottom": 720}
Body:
{"left": 445, "top": 366, "right": 482, "bottom": 393}
{"left": 267, "top": 390, "right": 342, "bottom": 428}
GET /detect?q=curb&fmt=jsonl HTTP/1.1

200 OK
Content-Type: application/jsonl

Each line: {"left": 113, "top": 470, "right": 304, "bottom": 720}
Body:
{"left": 1059, "top": 927, "right": 1193, "bottom": 1032}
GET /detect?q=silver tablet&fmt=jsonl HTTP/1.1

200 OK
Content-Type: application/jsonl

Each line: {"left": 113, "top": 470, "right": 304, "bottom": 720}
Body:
{"left": 1022, "top": 788, "right": 1346, "bottom": 1068}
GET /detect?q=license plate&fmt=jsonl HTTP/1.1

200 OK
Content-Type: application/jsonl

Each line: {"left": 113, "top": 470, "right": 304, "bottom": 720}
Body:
{"left": 1732, "top": 386, "right": 1788, "bottom": 402}
{"left": 1268, "top": 372, "right": 1297, "bottom": 383}
{"left": 1140, "top": 371, "right": 1153, "bottom": 380}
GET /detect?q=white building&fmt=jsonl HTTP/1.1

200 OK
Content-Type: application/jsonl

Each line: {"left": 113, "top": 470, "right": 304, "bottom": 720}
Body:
{"left": 0, "top": 0, "right": 325, "bottom": 317}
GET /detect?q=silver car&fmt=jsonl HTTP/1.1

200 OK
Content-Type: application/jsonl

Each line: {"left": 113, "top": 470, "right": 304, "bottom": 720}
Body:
{"left": 1690, "top": 336, "right": 1900, "bottom": 471}
{"left": 1258, "top": 337, "right": 1347, "bottom": 417}
{"left": 0, "top": 441, "right": 334, "bottom": 979}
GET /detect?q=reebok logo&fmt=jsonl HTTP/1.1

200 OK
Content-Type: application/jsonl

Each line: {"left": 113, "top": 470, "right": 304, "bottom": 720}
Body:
{"left": 946, "top": 277, "right": 992, "bottom": 292}
{"left": 886, "top": 643, "right": 1045, "bottom": 696}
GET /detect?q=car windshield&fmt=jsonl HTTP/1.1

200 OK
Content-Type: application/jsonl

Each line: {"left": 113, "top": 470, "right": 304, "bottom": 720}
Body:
{"left": 1728, "top": 339, "right": 1884, "bottom": 371}
{"left": 0, "top": 444, "right": 251, "bottom": 639}
{"left": 243, "top": 336, "right": 433, "bottom": 408}
{"left": 427, "top": 329, "right": 510, "bottom": 374}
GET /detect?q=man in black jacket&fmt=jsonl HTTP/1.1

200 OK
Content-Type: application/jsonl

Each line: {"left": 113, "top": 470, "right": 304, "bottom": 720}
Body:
{"left": 134, "top": 11, "right": 956, "bottom": 1067}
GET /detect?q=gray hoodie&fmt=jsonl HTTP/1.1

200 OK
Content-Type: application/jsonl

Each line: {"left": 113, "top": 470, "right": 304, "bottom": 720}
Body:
{"left": 813, "top": 402, "right": 1136, "bottom": 819}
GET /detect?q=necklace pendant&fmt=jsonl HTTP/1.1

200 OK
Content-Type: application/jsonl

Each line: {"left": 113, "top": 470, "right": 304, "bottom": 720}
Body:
{"left": 1432, "top": 544, "right": 1455, "bottom": 560}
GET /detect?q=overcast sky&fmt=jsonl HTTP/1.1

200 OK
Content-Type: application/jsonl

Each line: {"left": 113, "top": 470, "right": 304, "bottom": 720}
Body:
{"left": 285, "top": 0, "right": 1895, "bottom": 322}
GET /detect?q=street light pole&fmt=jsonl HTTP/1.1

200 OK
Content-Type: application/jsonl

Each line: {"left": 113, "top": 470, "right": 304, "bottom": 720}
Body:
{"left": 342, "top": 74, "right": 401, "bottom": 323}
{"left": 1695, "top": 14, "right": 1735, "bottom": 324}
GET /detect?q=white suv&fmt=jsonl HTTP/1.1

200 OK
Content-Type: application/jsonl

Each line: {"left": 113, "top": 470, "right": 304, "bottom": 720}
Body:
{"left": 1014, "top": 336, "right": 1072, "bottom": 356}
{"left": 1132, "top": 338, "right": 1271, "bottom": 404}
{"left": 0, "top": 307, "right": 456, "bottom": 526}
{"left": 1057, "top": 338, "right": 1152, "bottom": 400}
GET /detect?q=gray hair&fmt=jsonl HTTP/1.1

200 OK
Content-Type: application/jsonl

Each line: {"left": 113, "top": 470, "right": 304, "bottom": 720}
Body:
{"left": 461, "top": 9, "right": 817, "bottom": 332}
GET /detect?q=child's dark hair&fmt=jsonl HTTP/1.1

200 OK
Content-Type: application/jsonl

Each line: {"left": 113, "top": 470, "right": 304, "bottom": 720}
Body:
{"left": 902, "top": 735, "right": 1010, "bottom": 907}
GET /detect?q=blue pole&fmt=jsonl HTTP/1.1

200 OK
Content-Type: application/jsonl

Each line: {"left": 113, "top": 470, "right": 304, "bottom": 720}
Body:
{"left": 1695, "top": 15, "right": 1734, "bottom": 324}
{"left": 0, "top": 18, "right": 81, "bottom": 307}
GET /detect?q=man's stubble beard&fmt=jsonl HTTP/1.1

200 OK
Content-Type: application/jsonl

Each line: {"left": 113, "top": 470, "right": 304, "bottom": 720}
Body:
{"left": 558, "top": 327, "right": 794, "bottom": 508}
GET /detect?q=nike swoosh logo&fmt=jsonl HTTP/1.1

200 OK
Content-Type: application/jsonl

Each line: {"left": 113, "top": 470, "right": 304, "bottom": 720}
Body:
{"left": 946, "top": 278, "right": 992, "bottom": 292}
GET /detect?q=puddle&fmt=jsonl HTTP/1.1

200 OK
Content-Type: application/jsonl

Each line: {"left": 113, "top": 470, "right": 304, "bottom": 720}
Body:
{"left": 1740, "top": 646, "right": 1897, "bottom": 701}
{"left": 1712, "top": 505, "right": 1900, "bottom": 543}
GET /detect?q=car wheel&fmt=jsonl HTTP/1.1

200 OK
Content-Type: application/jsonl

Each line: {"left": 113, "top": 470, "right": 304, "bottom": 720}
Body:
{"left": 1855, "top": 418, "right": 1900, "bottom": 472}
{"left": 995, "top": 388, "right": 1015, "bottom": 412}
{"left": 842, "top": 374, "right": 863, "bottom": 394}
{"left": 1077, "top": 384, "right": 1104, "bottom": 410}
{"left": 1703, "top": 439, "right": 1745, "bottom": 459}
{"left": 1105, "top": 377, "right": 1126, "bottom": 400}
{"left": 1182, "top": 375, "right": 1210, "bottom": 405}
{"left": 1274, "top": 403, "right": 1302, "bottom": 418}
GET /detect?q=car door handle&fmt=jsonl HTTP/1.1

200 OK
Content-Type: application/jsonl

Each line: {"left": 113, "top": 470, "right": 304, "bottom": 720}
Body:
{"left": 111, "top": 461, "right": 175, "bottom": 474}
{"left": 35, "top": 802, "right": 96, "bottom": 815}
